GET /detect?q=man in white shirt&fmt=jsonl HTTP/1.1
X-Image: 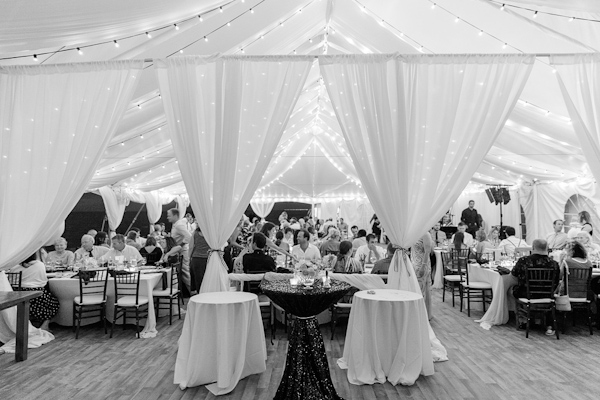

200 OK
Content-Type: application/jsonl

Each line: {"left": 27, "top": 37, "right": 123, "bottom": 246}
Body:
{"left": 429, "top": 222, "right": 447, "bottom": 247}
{"left": 546, "top": 219, "right": 568, "bottom": 250}
{"left": 98, "top": 234, "right": 143, "bottom": 264}
{"left": 291, "top": 229, "right": 321, "bottom": 261}
{"left": 337, "top": 218, "right": 349, "bottom": 239}
{"left": 498, "top": 226, "right": 529, "bottom": 254}
{"left": 354, "top": 234, "right": 385, "bottom": 263}
{"left": 74, "top": 234, "right": 109, "bottom": 261}
{"left": 168, "top": 208, "right": 192, "bottom": 294}
{"left": 450, "top": 222, "right": 474, "bottom": 247}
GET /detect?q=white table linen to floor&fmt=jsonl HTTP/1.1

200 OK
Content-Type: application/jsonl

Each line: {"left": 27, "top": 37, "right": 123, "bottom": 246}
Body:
{"left": 0, "top": 271, "right": 54, "bottom": 353}
{"left": 174, "top": 291, "right": 266, "bottom": 395}
{"left": 337, "top": 289, "right": 434, "bottom": 386}
{"left": 48, "top": 272, "right": 164, "bottom": 338}
{"left": 470, "top": 264, "right": 518, "bottom": 330}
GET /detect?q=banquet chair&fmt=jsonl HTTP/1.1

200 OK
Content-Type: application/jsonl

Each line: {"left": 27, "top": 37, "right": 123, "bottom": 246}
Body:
{"left": 6, "top": 272, "right": 22, "bottom": 291}
{"left": 110, "top": 271, "right": 149, "bottom": 338}
{"left": 72, "top": 269, "right": 108, "bottom": 339}
{"left": 560, "top": 267, "right": 592, "bottom": 335}
{"left": 153, "top": 262, "right": 182, "bottom": 325}
{"left": 330, "top": 286, "right": 360, "bottom": 340}
{"left": 241, "top": 273, "right": 275, "bottom": 344}
{"left": 459, "top": 263, "right": 493, "bottom": 317}
{"left": 441, "top": 249, "right": 469, "bottom": 307}
{"left": 515, "top": 268, "right": 559, "bottom": 339}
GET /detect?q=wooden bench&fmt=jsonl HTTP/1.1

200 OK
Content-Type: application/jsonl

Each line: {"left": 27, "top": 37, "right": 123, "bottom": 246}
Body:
{"left": 0, "top": 290, "right": 43, "bottom": 361}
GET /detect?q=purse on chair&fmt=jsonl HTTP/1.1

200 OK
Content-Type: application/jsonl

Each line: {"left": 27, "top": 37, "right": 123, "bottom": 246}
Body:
{"left": 555, "top": 262, "right": 571, "bottom": 312}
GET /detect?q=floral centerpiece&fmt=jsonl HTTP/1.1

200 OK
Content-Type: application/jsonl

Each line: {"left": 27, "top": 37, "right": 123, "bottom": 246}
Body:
{"left": 295, "top": 260, "right": 322, "bottom": 286}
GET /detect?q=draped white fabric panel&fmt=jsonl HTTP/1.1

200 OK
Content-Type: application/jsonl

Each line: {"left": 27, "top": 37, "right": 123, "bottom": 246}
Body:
{"left": 144, "top": 191, "right": 165, "bottom": 224}
{"left": 98, "top": 186, "right": 130, "bottom": 232}
{"left": 339, "top": 199, "right": 373, "bottom": 231}
{"left": 156, "top": 55, "right": 312, "bottom": 293}
{"left": 250, "top": 199, "right": 275, "bottom": 220}
{"left": 319, "top": 200, "right": 340, "bottom": 222}
{"left": 0, "top": 61, "right": 142, "bottom": 269}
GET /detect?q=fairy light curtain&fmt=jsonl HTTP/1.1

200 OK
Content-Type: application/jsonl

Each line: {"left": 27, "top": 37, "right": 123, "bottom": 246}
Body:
{"left": 156, "top": 55, "right": 312, "bottom": 293}
{"left": 0, "top": 60, "right": 143, "bottom": 269}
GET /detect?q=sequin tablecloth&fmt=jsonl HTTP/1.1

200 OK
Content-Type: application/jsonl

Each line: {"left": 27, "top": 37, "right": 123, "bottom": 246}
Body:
{"left": 260, "top": 279, "right": 351, "bottom": 400}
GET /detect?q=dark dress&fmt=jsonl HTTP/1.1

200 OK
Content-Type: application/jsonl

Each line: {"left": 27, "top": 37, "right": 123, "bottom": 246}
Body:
{"left": 140, "top": 246, "right": 163, "bottom": 266}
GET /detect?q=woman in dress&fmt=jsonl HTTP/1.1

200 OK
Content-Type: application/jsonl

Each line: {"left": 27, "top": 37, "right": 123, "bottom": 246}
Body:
{"left": 333, "top": 241, "right": 363, "bottom": 274}
{"left": 411, "top": 232, "right": 433, "bottom": 318}
{"left": 188, "top": 225, "right": 210, "bottom": 293}
{"left": 139, "top": 236, "right": 163, "bottom": 266}
{"left": 159, "top": 236, "right": 182, "bottom": 264}
{"left": 45, "top": 237, "right": 74, "bottom": 267}
{"left": 488, "top": 228, "right": 501, "bottom": 248}
{"left": 95, "top": 231, "right": 111, "bottom": 248}
{"left": 579, "top": 211, "right": 594, "bottom": 236}
{"left": 10, "top": 252, "right": 59, "bottom": 331}
{"left": 370, "top": 214, "right": 381, "bottom": 242}
{"left": 473, "top": 231, "right": 494, "bottom": 262}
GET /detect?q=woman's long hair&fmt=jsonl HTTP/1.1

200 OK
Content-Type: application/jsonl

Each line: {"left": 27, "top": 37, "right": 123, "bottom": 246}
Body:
{"left": 579, "top": 210, "right": 591, "bottom": 224}
{"left": 453, "top": 232, "right": 465, "bottom": 252}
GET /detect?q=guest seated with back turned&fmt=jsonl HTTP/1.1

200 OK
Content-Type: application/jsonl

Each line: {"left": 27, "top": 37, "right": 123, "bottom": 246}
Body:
{"left": 450, "top": 222, "right": 474, "bottom": 247}
{"left": 243, "top": 232, "right": 276, "bottom": 273}
{"left": 140, "top": 236, "right": 163, "bottom": 266}
{"left": 126, "top": 231, "right": 142, "bottom": 250}
{"left": 352, "top": 229, "right": 368, "bottom": 249}
{"left": 46, "top": 237, "right": 75, "bottom": 266}
{"left": 74, "top": 234, "right": 110, "bottom": 261}
{"left": 371, "top": 242, "right": 395, "bottom": 274}
{"left": 98, "top": 234, "right": 143, "bottom": 264}
{"left": 320, "top": 228, "right": 341, "bottom": 257}
{"left": 499, "top": 226, "right": 529, "bottom": 254}
{"left": 291, "top": 229, "right": 321, "bottom": 261}
{"left": 333, "top": 241, "right": 363, "bottom": 274}
{"left": 511, "top": 239, "right": 560, "bottom": 335}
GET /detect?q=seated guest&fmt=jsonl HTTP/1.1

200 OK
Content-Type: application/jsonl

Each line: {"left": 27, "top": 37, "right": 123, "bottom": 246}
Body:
{"left": 450, "top": 222, "right": 474, "bottom": 247}
{"left": 354, "top": 234, "right": 384, "bottom": 263}
{"left": 126, "top": 231, "right": 142, "bottom": 250}
{"left": 289, "top": 218, "right": 301, "bottom": 230}
{"left": 371, "top": 242, "right": 395, "bottom": 274}
{"left": 474, "top": 231, "right": 494, "bottom": 254}
{"left": 129, "top": 227, "right": 146, "bottom": 247}
{"left": 333, "top": 241, "right": 363, "bottom": 274}
{"left": 350, "top": 225, "right": 359, "bottom": 240}
{"left": 511, "top": 239, "right": 560, "bottom": 335}
{"left": 283, "top": 227, "right": 294, "bottom": 247}
{"left": 10, "top": 252, "right": 59, "bottom": 331}
{"left": 159, "top": 236, "right": 182, "bottom": 264}
{"left": 74, "top": 234, "right": 110, "bottom": 261}
{"left": 151, "top": 223, "right": 164, "bottom": 238}
{"left": 307, "top": 226, "right": 319, "bottom": 245}
{"left": 488, "top": 227, "right": 501, "bottom": 248}
{"left": 87, "top": 229, "right": 98, "bottom": 238}
{"left": 320, "top": 229, "right": 341, "bottom": 256}
{"left": 564, "top": 241, "right": 593, "bottom": 273}
{"left": 499, "top": 226, "right": 529, "bottom": 255}
{"left": 429, "top": 223, "right": 447, "bottom": 247}
{"left": 274, "top": 231, "right": 290, "bottom": 253}
{"left": 546, "top": 219, "right": 568, "bottom": 251}
{"left": 291, "top": 229, "right": 321, "bottom": 261}
{"left": 441, "top": 214, "right": 452, "bottom": 227}
{"left": 139, "top": 236, "right": 163, "bottom": 266}
{"left": 243, "top": 233, "right": 277, "bottom": 273}
{"left": 575, "top": 231, "right": 600, "bottom": 256}
{"left": 452, "top": 232, "right": 468, "bottom": 251}
{"left": 98, "top": 234, "right": 143, "bottom": 264}
{"left": 352, "top": 229, "right": 368, "bottom": 249}
{"left": 46, "top": 237, "right": 75, "bottom": 266}
{"left": 95, "top": 231, "right": 111, "bottom": 248}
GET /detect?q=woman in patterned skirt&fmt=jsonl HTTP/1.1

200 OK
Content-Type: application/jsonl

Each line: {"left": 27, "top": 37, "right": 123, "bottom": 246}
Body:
{"left": 10, "top": 252, "right": 59, "bottom": 331}
{"left": 411, "top": 232, "right": 434, "bottom": 319}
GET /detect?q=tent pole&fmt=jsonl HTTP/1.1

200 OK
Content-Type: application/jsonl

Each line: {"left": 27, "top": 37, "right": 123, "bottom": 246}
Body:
{"left": 125, "top": 204, "right": 145, "bottom": 234}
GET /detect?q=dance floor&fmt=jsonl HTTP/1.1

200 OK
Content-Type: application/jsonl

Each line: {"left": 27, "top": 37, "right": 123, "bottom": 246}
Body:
{"left": 1, "top": 289, "right": 599, "bottom": 400}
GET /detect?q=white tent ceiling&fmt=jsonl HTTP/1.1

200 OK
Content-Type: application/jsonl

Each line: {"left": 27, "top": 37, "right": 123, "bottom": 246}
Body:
{"left": 2, "top": 0, "right": 598, "bottom": 200}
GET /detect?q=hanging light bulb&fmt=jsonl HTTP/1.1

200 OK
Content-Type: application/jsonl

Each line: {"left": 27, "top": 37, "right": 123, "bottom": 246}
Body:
{"left": 204, "top": 36, "right": 208, "bottom": 42}
{"left": 174, "top": 24, "right": 179, "bottom": 30}
{"left": 431, "top": 3, "right": 436, "bottom": 9}
{"left": 533, "top": 11, "right": 538, "bottom": 18}
{"left": 114, "top": 40, "right": 119, "bottom": 47}
{"left": 146, "top": 32, "right": 152, "bottom": 39}
{"left": 77, "top": 47, "right": 83, "bottom": 55}
{"left": 33, "top": 54, "right": 38, "bottom": 61}
{"left": 219, "top": 6, "right": 223, "bottom": 12}
{"left": 500, "top": 3, "right": 505, "bottom": 11}
{"left": 250, "top": 8, "right": 254, "bottom": 13}
{"left": 569, "top": 17, "right": 574, "bottom": 22}
{"left": 198, "top": 15, "right": 203, "bottom": 22}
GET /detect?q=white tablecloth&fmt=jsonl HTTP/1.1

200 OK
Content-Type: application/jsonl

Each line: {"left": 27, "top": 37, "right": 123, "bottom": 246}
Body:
{"left": 470, "top": 264, "right": 518, "bottom": 330}
{"left": 338, "top": 289, "right": 434, "bottom": 386}
{"left": 48, "top": 272, "right": 164, "bottom": 338}
{"left": 174, "top": 291, "right": 267, "bottom": 395}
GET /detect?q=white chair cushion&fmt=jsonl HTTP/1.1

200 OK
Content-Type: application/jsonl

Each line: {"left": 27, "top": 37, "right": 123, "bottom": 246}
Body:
{"left": 461, "top": 281, "right": 493, "bottom": 290}
{"left": 335, "top": 303, "right": 353, "bottom": 309}
{"left": 518, "top": 298, "right": 553, "bottom": 304}
{"left": 444, "top": 275, "right": 462, "bottom": 282}
{"left": 116, "top": 295, "right": 149, "bottom": 306}
{"left": 73, "top": 294, "right": 105, "bottom": 305}
{"left": 153, "top": 288, "right": 179, "bottom": 297}
{"left": 569, "top": 298, "right": 590, "bottom": 303}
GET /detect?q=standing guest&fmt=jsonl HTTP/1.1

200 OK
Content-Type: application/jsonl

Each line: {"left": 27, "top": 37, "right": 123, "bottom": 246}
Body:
{"left": 98, "top": 234, "right": 143, "bottom": 264}
{"left": 412, "top": 232, "right": 434, "bottom": 318}
{"left": 579, "top": 211, "right": 594, "bottom": 236}
{"left": 249, "top": 217, "right": 261, "bottom": 233}
{"left": 298, "top": 218, "right": 307, "bottom": 230}
{"left": 372, "top": 242, "right": 395, "bottom": 274}
{"left": 95, "top": 232, "right": 111, "bottom": 248}
{"left": 511, "top": 239, "right": 560, "bottom": 335}
{"left": 547, "top": 219, "right": 568, "bottom": 251}
{"left": 243, "top": 233, "right": 277, "bottom": 273}
{"left": 289, "top": 218, "right": 301, "bottom": 230}
{"left": 333, "top": 241, "right": 363, "bottom": 274}
{"left": 498, "top": 226, "right": 529, "bottom": 254}
{"left": 46, "top": 237, "right": 74, "bottom": 267}
{"left": 139, "top": 236, "right": 163, "bottom": 266}
{"left": 320, "top": 229, "right": 341, "bottom": 256}
{"left": 352, "top": 229, "right": 368, "bottom": 249}
{"left": 315, "top": 219, "right": 323, "bottom": 233}
{"left": 354, "top": 234, "right": 384, "bottom": 263}
{"left": 450, "top": 223, "right": 474, "bottom": 247}
{"left": 350, "top": 225, "right": 359, "bottom": 240}
{"left": 126, "top": 231, "right": 142, "bottom": 251}
{"left": 188, "top": 224, "right": 210, "bottom": 292}
{"left": 87, "top": 229, "right": 98, "bottom": 238}
{"left": 74, "top": 234, "right": 109, "bottom": 261}
{"left": 370, "top": 214, "right": 382, "bottom": 242}
{"left": 167, "top": 208, "right": 192, "bottom": 296}
{"left": 337, "top": 218, "right": 349, "bottom": 239}
{"left": 10, "top": 253, "right": 59, "bottom": 331}
{"left": 429, "top": 223, "right": 447, "bottom": 247}
{"left": 291, "top": 229, "right": 321, "bottom": 261}
{"left": 461, "top": 200, "right": 480, "bottom": 236}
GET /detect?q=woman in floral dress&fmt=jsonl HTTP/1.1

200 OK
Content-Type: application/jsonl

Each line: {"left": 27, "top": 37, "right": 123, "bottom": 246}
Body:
{"left": 411, "top": 232, "right": 433, "bottom": 319}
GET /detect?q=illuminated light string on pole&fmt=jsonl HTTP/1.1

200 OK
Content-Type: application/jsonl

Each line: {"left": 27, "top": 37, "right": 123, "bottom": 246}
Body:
{"left": 105, "top": 122, "right": 168, "bottom": 150}
{"left": 490, "top": 1, "right": 600, "bottom": 23}
{"left": 96, "top": 143, "right": 174, "bottom": 175}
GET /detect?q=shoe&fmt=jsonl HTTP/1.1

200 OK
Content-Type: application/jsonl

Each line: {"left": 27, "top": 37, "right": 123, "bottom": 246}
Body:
{"left": 545, "top": 327, "right": 555, "bottom": 336}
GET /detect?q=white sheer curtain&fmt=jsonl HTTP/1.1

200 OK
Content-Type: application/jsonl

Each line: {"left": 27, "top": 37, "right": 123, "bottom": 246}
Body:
{"left": 0, "top": 61, "right": 142, "bottom": 269}
{"left": 250, "top": 199, "right": 275, "bottom": 221}
{"left": 156, "top": 55, "right": 312, "bottom": 293}
{"left": 552, "top": 54, "right": 600, "bottom": 185}
{"left": 98, "top": 186, "right": 130, "bottom": 233}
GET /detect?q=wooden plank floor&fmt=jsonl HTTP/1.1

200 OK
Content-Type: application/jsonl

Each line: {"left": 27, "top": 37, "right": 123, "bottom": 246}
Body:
{"left": 2, "top": 290, "right": 600, "bottom": 399}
